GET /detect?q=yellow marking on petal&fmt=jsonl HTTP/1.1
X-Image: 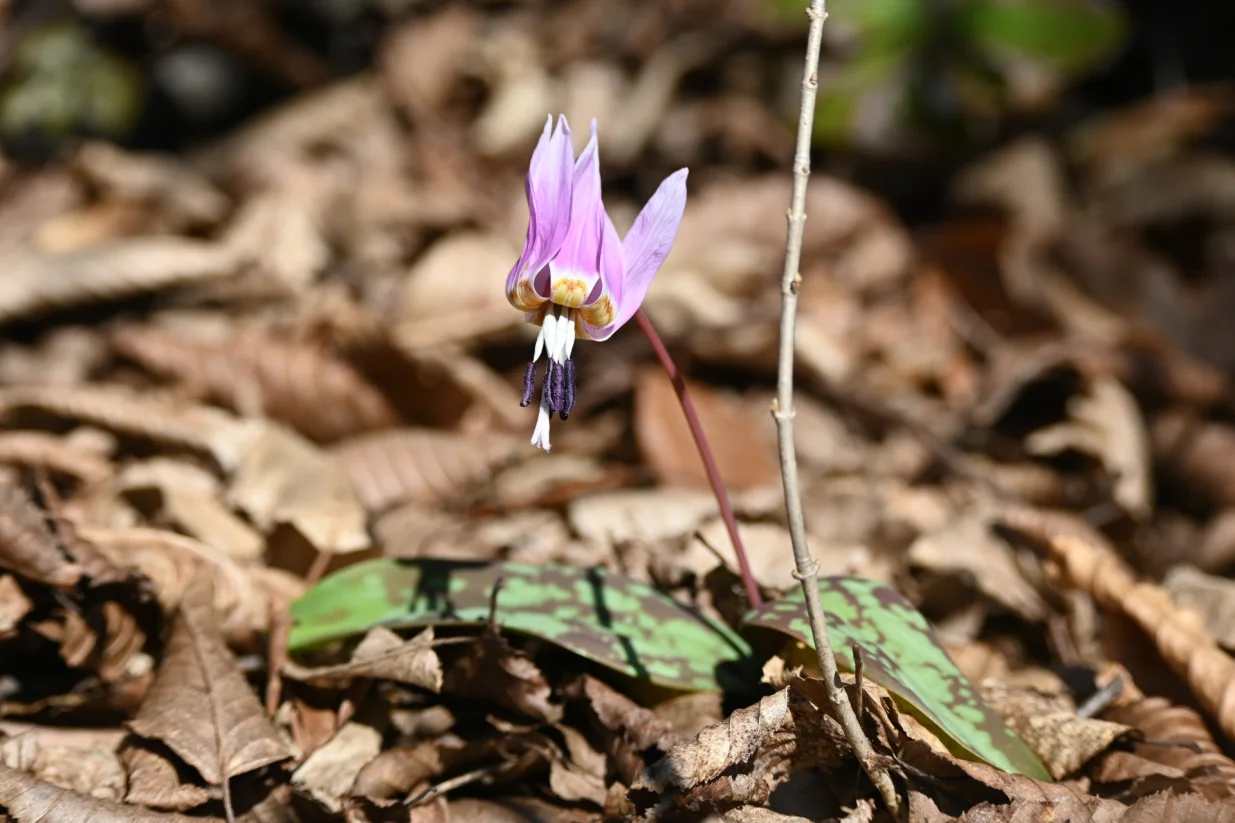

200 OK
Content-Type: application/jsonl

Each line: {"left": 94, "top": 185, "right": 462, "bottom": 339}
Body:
{"left": 508, "top": 276, "right": 547, "bottom": 313}
{"left": 580, "top": 294, "right": 615, "bottom": 328}
{"left": 550, "top": 276, "right": 590, "bottom": 309}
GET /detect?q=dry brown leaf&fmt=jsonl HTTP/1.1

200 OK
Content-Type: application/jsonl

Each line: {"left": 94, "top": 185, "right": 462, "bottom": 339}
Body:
{"left": 719, "top": 809, "right": 815, "bottom": 823}
{"left": 0, "top": 237, "right": 236, "bottom": 324}
{"left": 394, "top": 231, "right": 521, "bottom": 349}
{"left": 0, "top": 384, "right": 259, "bottom": 471}
{"left": 80, "top": 526, "right": 303, "bottom": 644}
{"left": 126, "top": 576, "right": 292, "bottom": 785}
{"left": 0, "top": 484, "right": 83, "bottom": 589}
{"left": 945, "top": 795, "right": 1128, "bottom": 822}
{"left": 117, "top": 460, "right": 265, "bottom": 563}
{"left": 565, "top": 675, "right": 675, "bottom": 786}
{"left": 1163, "top": 566, "right": 1235, "bottom": 651}
{"left": 0, "top": 574, "right": 32, "bottom": 636}
{"left": 447, "top": 796, "right": 597, "bottom": 823}
{"left": 909, "top": 511, "right": 1049, "bottom": 623}
{"left": 73, "top": 143, "right": 229, "bottom": 228}
{"left": 548, "top": 724, "right": 607, "bottom": 806}
{"left": 1122, "top": 793, "right": 1235, "bottom": 822}
{"left": 59, "top": 598, "right": 150, "bottom": 684}
{"left": 0, "top": 431, "right": 112, "bottom": 487}
{"left": 227, "top": 424, "right": 369, "bottom": 554}
{"left": 979, "top": 682, "right": 1132, "bottom": 779}
{"left": 1097, "top": 696, "right": 1235, "bottom": 800}
{"left": 111, "top": 325, "right": 401, "bottom": 443}
{"left": 1025, "top": 376, "right": 1152, "bottom": 518}
{"left": 349, "top": 741, "right": 444, "bottom": 801}
{"left": 0, "top": 738, "right": 125, "bottom": 803}
{"left": 634, "top": 368, "right": 777, "bottom": 491}
{"left": 633, "top": 687, "right": 845, "bottom": 803}
{"left": 284, "top": 627, "right": 441, "bottom": 691}
{"left": 1043, "top": 533, "right": 1235, "bottom": 745}
{"left": 1153, "top": 412, "right": 1235, "bottom": 509}
{"left": 0, "top": 761, "right": 206, "bottom": 822}
{"left": 443, "top": 634, "right": 562, "bottom": 723}
{"left": 291, "top": 701, "right": 388, "bottom": 814}
{"left": 332, "top": 428, "right": 527, "bottom": 514}
{"left": 567, "top": 488, "right": 719, "bottom": 548}
{"left": 120, "top": 739, "right": 212, "bottom": 812}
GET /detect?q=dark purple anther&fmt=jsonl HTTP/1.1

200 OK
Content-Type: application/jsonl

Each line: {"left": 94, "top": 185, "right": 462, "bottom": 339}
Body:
{"left": 548, "top": 359, "right": 566, "bottom": 413}
{"left": 560, "top": 359, "right": 577, "bottom": 420}
{"left": 520, "top": 361, "right": 536, "bottom": 407}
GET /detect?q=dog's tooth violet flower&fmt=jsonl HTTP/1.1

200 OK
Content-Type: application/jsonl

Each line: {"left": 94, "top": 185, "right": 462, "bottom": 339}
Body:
{"left": 506, "top": 115, "right": 688, "bottom": 451}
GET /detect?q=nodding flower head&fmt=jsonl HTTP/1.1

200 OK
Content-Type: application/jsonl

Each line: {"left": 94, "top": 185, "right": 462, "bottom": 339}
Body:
{"left": 506, "top": 115, "right": 688, "bottom": 451}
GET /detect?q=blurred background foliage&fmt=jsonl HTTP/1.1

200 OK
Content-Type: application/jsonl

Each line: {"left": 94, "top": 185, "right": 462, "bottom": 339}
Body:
{"left": 0, "top": 0, "right": 1227, "bottom": 212}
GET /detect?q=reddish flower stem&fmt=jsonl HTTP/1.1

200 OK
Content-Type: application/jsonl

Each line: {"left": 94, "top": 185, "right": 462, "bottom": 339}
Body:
{"left": 635, "top": 309, "right": 763, "bottom": 608}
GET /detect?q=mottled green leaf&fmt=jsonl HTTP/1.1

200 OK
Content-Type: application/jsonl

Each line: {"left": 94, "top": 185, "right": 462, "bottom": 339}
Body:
{"left": 289, "top": 559, "right": 757, "bottom": 693}
{"left": 742, "top": 577, "right": 1050, "bottom": 780}
{"left": 958, "top": 0, "right": 1126, "bottom": 74}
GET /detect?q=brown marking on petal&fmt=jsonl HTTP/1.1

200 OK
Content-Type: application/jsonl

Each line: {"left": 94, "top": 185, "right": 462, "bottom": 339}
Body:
{"left": 550, "top": 276, "right": 589, "bottom": 308}
{"left": 509, "top": 277, "right": 547, "bottom": 313}
{"left": 580, "top": 295, "right": 615, "bottom": 328}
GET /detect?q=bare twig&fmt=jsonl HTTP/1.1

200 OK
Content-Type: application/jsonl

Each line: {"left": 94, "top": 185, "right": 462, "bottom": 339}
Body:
{"left": 636, "top": 310, "right": 762, "bottom": 607}
{"left": 772, "top": 1, "right": 900, "bottom": 815}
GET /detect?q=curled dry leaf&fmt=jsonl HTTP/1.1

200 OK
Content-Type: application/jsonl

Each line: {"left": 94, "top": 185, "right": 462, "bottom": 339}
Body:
{"left": 0, "top": 484, "right": 83, "bottom": 589}
{"left": 110, "top": 325, "right": 401, "bottom": 443}
{"left": 978, "top": 682, "right": 1132, "bottom": 779}
{"left": 549, "top": 723, "right": 607, "bottom": 807}
{"left": 0, "top": 237, "right": 236, "bottom": 324}
{"left": 564, "top": 675, "right": 676, "bottom": 785}
{"left": 283, "top": 627, "right": 441, "bottom": 691}
{"left": 1095, "top": 696, "right": 1235, "bottom": 800}
{"left": 633, "top": 688, "right": 842, "bottom": 800}
{"left": 0, "top": 761, "right": 203, "bottom": 822}
{"left": 126, "top": 576, "right": 292, "bottom": 785}
{"left": 292, "top": 701, "right": 388, "bottom": 814}
{"left": 227, "top": 424, "right": 369, "bottom": 554}
{"left": 1025, "top": 376, "right": 1152, "bottom": 519}
{"left": 442, "top": 634, "right": 562, "bottom": 724}
{"left": 331, "top": 428, "right": 528, "bottom": 513}
{"left": 1044, "top": 533, "right": 1235, "bottom": 744}
{"left": 120, "top": 740, "right": 212, "bottom": 812}
{"left": 80, "top": 526, "right": 305, "bottom": 643}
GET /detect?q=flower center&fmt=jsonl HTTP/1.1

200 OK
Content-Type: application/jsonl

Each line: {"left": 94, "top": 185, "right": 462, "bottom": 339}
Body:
{"left": 521, "top": 307, "right": 579, "bottom": 451}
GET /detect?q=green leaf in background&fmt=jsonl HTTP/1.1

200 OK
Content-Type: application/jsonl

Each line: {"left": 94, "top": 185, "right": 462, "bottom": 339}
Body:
{"left": 289, "top": 559, "right": 757, "bottom": 693}
{"left": 0, "top": 21, "right": 144, "bottom": 140}
{"left": 958, "top": 0, "right": 1126, "bottom": 74}
{"left": 742, "top": 577, "right": 1051, "bottom": 780}
{"left": 763, "top": 0, "right": 1126, "bottom": 148}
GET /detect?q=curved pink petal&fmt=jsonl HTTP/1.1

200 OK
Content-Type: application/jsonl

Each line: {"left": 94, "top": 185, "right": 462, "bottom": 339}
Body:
{"left": 578, "top": 212, "right": 625, "bottom": 340}
{"left": 506, "top": 115, "right": 574, "bottom": 312}
{"left": 585, "top": 168, "right": 688, "bottom": 341}
{"left": 545, "top": 120, "right": 606, "bottom": 310}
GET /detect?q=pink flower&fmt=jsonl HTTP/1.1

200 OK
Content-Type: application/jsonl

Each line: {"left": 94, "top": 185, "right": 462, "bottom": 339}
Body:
{"left": 507, "top": 115, "right": 688, "bottom": 451}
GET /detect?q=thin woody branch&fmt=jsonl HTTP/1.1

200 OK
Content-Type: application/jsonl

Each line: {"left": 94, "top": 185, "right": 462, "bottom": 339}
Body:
{"left": 772, "top": 1, "right": 901, "bottom": 815}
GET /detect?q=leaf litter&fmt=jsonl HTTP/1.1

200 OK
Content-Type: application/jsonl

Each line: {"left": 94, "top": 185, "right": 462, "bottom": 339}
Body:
{"left": 1, "top": 3, "right": 1235, "bottom": 822}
